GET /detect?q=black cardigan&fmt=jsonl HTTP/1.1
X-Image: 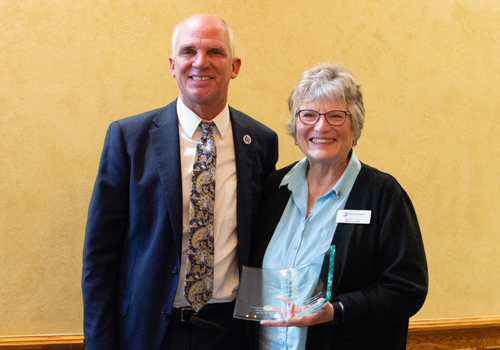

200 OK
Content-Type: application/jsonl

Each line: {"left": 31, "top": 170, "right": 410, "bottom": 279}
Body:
{"left": 250, "top": 161, "right": 428, "bottom": 350}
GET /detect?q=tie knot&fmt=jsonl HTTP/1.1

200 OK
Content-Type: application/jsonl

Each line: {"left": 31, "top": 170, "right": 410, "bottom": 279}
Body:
{"left": 200, "top": 121, "right": 215, "bottom": 137}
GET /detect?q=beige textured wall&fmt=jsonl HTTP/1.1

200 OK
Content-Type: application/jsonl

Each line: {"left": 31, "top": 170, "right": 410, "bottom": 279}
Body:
{"left": 1, "top": 0, "right": 499, "bottom": 336}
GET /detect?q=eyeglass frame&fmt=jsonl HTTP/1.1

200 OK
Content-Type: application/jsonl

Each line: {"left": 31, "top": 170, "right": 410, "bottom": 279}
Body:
{"left": 296, "top": 109, "right": 351, "bottom": 126}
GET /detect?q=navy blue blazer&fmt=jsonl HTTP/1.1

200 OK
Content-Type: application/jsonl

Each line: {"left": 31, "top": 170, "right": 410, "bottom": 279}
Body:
{"left": 82, "top": 100, "right": 278, "bottom": 350}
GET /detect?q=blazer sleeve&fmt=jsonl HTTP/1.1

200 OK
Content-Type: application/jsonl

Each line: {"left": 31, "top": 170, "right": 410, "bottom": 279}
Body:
{"left": 81, "top": 121, "right": 130, "bottom": 350}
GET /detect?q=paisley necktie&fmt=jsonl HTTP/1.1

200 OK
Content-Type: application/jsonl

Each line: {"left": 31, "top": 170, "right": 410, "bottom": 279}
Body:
{"left": 185, "top": 121, "right": 216, "bottom": 312}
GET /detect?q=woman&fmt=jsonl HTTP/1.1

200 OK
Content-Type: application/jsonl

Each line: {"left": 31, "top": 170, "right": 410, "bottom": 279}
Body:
{"left": 250, "top": 63, "right": 428, "bottom": 350}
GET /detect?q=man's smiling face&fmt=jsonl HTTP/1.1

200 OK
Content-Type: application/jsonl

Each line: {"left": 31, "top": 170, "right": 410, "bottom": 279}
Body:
{"left": 169, "top": 14, "right": 241, "bottom": 118}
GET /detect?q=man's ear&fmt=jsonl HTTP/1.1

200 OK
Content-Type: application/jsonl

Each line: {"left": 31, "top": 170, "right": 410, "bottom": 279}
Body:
{"left": 169, "top": 57, "right": 176, "bottom": 78}
{"left": 231, "top": 57, "right": 242, "bottom": 79}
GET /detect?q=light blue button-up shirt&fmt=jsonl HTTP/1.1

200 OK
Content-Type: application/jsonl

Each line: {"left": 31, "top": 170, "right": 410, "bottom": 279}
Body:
{"left": 259, "top": 151, "right": 361, "bottom": 350}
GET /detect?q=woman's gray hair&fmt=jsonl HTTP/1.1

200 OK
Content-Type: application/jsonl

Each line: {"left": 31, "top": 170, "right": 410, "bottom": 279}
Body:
{"left": 286, "top": 62, "right": 365, "bottom": 146}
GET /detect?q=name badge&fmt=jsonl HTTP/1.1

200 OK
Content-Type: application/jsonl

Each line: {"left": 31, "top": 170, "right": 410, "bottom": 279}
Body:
{"left": 336, "top": 210, "right": 371, "bottom": 224}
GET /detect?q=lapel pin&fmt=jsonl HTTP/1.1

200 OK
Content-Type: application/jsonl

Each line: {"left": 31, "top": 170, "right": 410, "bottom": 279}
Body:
{"left": 243, "top": 135, "right": 252, "bottom": 145}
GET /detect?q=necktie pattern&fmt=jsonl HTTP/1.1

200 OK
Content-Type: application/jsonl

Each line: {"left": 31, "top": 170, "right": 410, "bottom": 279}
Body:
{"left": 185, "top": 121, "right": 216, "bottom": 312}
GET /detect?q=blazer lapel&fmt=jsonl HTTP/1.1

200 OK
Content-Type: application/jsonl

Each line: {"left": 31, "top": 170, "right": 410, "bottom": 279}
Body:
{"left": 230, "top": 109, "right": 254, "bottom": 267}
{"left": 150, "top": 101, "right": 183, "bottom": 255}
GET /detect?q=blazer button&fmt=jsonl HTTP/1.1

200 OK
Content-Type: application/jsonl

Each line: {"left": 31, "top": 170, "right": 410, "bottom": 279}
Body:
{"left": 172, "top": 266, "right": 179, "bottom": 275}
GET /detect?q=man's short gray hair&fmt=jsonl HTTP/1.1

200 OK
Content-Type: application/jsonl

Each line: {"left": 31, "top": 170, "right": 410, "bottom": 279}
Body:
{"left": 171, "top": 14, "right": 235, "bottom": 57}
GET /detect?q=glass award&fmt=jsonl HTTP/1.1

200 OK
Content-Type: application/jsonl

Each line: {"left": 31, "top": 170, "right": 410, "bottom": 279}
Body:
{"left": 234, "top": 245, "right": 335, "bottom": 321}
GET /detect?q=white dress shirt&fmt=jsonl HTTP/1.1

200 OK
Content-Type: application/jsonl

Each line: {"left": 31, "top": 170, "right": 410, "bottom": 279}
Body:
{"left": 173, "top": 98, "right": 239, "bottom": 307}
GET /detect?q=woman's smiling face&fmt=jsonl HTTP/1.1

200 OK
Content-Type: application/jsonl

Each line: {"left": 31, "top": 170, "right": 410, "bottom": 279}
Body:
{"left": 295, "top": 98, "right": 354, "bottom": 167}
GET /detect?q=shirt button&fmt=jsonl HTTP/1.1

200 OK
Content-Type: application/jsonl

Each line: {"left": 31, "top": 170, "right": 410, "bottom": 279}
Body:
{"left": 172, "top": 266, "right": 179, "bottom": 274}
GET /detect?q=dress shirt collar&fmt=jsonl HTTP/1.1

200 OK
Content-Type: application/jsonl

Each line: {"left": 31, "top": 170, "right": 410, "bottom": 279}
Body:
{"left": 176, "top": 97, "right": 230, "bottom": 139}
{"left": 280, "top": 150, "right": 362, "bottom": 200}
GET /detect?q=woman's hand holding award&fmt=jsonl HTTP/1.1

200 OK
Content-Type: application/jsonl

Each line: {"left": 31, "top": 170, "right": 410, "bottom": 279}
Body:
{"left": 234, "top": 245, "right": 335, "bottom": 321}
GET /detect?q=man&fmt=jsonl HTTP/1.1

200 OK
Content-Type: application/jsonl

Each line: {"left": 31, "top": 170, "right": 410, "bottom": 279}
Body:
{"left": 82, "top": 14, "right": 278, "bottom": 350}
